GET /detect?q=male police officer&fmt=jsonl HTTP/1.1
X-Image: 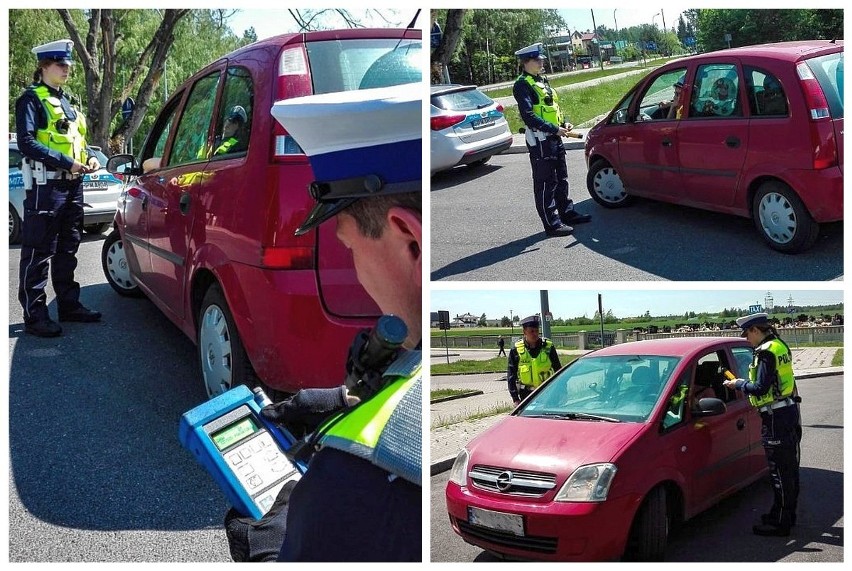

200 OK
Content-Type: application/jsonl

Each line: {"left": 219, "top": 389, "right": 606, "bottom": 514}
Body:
{"left": 723, "top": 313, "right": 801, "bottom": 536}
{"left": 15, "top": 39, "right": 101, "bottom": 337}
{"left": 224, "top": 83, "right": 422, "bottom": 562}
{"left": 513, "top": 43, "right": 591, "bottom": 238}
{"left": 507, "top": 315, "right": 562, "bottom": 405}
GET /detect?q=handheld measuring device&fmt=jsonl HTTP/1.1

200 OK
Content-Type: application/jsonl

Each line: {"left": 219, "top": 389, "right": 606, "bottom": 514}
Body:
{"left": 179, "top": 385, "right": 304, "bottom": 519}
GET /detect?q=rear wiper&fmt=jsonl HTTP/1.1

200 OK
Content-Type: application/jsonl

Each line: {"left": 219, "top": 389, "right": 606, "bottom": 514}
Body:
{"left": 525, "top": 412, "right": 620, "bottom": 423}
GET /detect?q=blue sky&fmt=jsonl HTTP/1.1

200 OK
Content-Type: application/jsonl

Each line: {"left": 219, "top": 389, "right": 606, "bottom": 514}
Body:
{"left": 559, "top": 8, "right": 691, "bottom": 35}
{"left": 228, "top": 9, "right": 421, "bottom": 41}
{"left": 430, "top": 289, "right": 843, "bottom": 320}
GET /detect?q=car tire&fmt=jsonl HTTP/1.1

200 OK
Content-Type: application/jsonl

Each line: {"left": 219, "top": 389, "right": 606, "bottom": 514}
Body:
{"left": 752, "top": 181, "right": 819, "bottom": 254}
{"left": 101, "top": 230, "right": 143, "bottom": 297}
{"left": 587, "top": 160, "right": 634, "bottom": 208}
{"left": 197, "top": 284, "right": 260, "bottom": 398}
{"left": 84, "top": 222, "right": 109, "bottom": 235}
{"left": 9, "top": 204, "right": 21, "bottom": 244}
{"left": 626, "top": 486, "right": 668, "bottom": 561}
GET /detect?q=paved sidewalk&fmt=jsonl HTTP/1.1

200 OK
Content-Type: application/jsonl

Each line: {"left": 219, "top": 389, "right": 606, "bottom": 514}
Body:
{"left": 429, "top": 346, "right": 843, "bottom": 474}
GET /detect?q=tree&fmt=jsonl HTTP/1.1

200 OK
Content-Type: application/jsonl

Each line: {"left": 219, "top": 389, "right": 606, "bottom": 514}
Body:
{"left": 501, "top": 315, "right": 511, "bottom": 327}
{"left": 479, "top": 313, "right": 487, "bottom": 327}
{"left": 431, "top": 9, "right": 466, "bottom": 83}
{"left": 696, "top": 9, "right": 843, "bottom": 52}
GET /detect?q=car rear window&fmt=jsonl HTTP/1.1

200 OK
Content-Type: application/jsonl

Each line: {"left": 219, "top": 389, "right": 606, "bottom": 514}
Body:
{"left": 432, "top": 89, "right": 494, "bottom": 112}
{"left": 306, "top": 38, "right": 421, "bottom": 93}
{"left": 806, "top": 51, "right": 843, "bottom": 118}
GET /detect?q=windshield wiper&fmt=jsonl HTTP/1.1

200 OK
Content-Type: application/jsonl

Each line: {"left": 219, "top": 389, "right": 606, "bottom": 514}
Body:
{"left": 525, "top": 412, "right": 620, "bottom": 423}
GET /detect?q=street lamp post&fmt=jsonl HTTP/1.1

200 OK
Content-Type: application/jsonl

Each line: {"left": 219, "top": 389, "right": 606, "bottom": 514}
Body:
{"left": 510, "top": 309, "right": 514, "bottom": 340}
{"left": 652, "top": 12, "right": 661, "bottom": 29}
{"left": 613, "top": 9, "right": 618, "bottom": 54}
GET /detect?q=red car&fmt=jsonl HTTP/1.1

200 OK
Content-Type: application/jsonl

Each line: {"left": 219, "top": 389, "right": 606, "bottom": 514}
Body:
{"left": 584, "top": 41, "right": 843, "bottom": 253}
{"left": 102, "top": 28, "right": 421, "bottom": 397}
{"left": 446, "top": 337, "right": 768, "bottom": 561}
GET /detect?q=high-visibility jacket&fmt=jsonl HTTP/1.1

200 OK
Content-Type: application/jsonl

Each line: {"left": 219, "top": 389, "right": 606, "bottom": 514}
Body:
{"left": 515, "top": 339, "right": 555, "bottom": 388}
{"left": 518, "top": 73, "right": 563, "bottom": 127}
{"left": 31, "top": 84, "right": 88, "bottom": 164}
{"left": 748, "top": 337, "right": 795, "bottom": 408}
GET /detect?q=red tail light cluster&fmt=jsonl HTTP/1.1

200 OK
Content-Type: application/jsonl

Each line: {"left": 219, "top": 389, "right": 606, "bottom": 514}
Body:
{"left": 431, "top": 113, "right": 466, "bottom": 131}
{"left": 797, "top": 61, "right": 837, "bottom": 169}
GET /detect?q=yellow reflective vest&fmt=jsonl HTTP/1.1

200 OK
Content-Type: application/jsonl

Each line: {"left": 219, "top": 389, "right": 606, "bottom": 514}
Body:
{"left": 31, "top": 84, "right": 88, "bottom": 164}
{"left": 319, "top": 350, "right": 421, "bottom": 486}
{"left": 515, "top": 339, "right": 555, "bottom": 388}
{"left": 748, "top": 337, "right": 795, "bottom": 408}
{"left": 519, "top": 74, "right": 564, "bottom": 127}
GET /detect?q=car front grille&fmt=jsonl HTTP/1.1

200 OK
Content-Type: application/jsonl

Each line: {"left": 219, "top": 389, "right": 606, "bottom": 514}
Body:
{"left": 469, "top": 465, "right": 557, "bottom": 497}
{"left": 455, "top": 517, "right": 558, "bottom": 554}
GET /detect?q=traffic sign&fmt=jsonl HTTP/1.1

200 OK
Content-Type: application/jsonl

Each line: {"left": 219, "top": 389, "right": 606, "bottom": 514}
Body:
{"left": 122, "top": 97, "right": 135, "bottom": 120}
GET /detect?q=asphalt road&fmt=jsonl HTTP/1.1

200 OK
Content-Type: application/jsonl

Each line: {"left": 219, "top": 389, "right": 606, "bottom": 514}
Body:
{"left": 430, "top": 373, "right": 844, "bottom": 562}
{"left": 8, "top": 234, "right": 232, "bottom": 562}
{"left": 430, "top": 151, "right": 843, "bottom": 281}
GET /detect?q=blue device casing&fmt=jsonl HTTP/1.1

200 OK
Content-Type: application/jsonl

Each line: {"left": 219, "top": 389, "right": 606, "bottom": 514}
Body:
{"left": 179, "top": 385, "right": 305, "bottom": 519}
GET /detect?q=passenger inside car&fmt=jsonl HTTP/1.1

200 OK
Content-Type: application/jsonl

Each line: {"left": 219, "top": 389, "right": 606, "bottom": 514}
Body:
{"left": 755, "top": 75, "right": 788, "bottom": 116}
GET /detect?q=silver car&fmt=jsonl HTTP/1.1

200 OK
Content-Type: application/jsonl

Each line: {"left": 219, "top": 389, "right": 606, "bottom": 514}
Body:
{"left": 9, "top": 140, "right": 123, "bottom": 243}
{"left": 430, "top": 84, "right": 513, "bottom": 175}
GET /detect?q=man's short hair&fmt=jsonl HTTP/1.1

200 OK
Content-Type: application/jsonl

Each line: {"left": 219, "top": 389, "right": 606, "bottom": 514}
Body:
{"left": 345, "top": 192, "right": 421, "bottom": 239}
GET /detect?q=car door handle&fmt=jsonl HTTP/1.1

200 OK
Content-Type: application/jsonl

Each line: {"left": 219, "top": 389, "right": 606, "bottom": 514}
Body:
{"left": 737, "top": 418, "right": 746, "bottom": 430}
{"left": 661, "top": 137, "right": 673, "bottom": 147}
{"left": 179, "top": 192, "right": 191, "bottom": 215}
{"left": 725, "top": 136, "right": 741, "bottom": 148}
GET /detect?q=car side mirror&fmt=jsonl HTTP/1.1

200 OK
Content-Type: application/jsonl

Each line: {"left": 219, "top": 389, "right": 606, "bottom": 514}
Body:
{"left": 613, "top": 108, "right": 628, "bottom": 124}
{"left": 692, "top": 397, "right": 726, "bottom": 417}
{"left": 107, "top": 154, "right": 141, "bottom": 176}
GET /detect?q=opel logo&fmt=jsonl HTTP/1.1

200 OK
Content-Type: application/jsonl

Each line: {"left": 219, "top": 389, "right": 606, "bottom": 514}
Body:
{"left": 496, "top": 471, "right": 513, "bottom": 492}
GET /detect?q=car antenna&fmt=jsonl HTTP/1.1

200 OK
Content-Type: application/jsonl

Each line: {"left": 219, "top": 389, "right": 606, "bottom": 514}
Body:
{"left": 395, "top": 9, "right": 420, "bottom": 51}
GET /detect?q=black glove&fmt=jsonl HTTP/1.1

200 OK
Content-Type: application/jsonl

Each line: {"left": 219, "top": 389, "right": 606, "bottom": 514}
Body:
{"left": 224, "top": 479, "right": 298, "bottom": 562}
{"left": 261, "top": 386, "right": 350, "bottom": 437}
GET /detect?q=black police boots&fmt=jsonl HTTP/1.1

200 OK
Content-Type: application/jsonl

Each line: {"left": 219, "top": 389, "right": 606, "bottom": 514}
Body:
{"left": 761, "top": 513, "right": 796, "bottom": 527}
{"left": 58, "top": 305, "right": 102, "bottom": 323}
{"left": 753, "top": 523, "right": 791, "bottom": 537}
{"left": 24, "top": 318, "right": 62, "bottom": 338}
{"left": 561, "top": 211, "right": 592, "bottom": 225}
{"left": 545, "top": 224, "right": 573, "bottom": 237}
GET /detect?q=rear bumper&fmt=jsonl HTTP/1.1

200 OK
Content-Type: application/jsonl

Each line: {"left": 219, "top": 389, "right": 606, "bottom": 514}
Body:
{"left": 785, "top": 166, "right": 843, "bottom": 222}
{"left": 457, "top": 138, "right": 513, "bottom": 166}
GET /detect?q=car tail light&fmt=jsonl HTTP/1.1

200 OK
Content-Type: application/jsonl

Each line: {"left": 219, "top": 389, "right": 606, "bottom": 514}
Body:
{"left": 796, "top": 61, "right": 831, "bottom": 120}
{"left": 496, "top": 104, "right": 504, "bottom": 113}
{"left": 431, "top": 114, "right": 466, "bottom": 131}
{"left": 272, "top": 45, "right": 313, "bottom": 162}
{"left": 797, "top": 61, "right": 838, "bottom": 170}
{"left": 260, "top": 245, "right": 314, "bottom": 269}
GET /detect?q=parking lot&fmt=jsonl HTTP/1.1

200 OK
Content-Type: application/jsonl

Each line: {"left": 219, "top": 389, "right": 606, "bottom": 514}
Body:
{"left": 430, "top": 151, "right": 843, "bottom": 281}
{"left": 8, "top": 236, "right": 232, "bottom": 562}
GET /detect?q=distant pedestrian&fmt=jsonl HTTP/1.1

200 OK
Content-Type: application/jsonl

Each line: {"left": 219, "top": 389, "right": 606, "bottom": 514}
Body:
{"left": 723, "top": 313, "right": 801, "bottom": 537}
{"left": 507, "top": 315, "right": 561, "bottom": 405}
{"left": 513, "top": 42, "right": 591, "bottom": 238}
{"left": 497, "top": 336, "right": 506, "bottom": 357}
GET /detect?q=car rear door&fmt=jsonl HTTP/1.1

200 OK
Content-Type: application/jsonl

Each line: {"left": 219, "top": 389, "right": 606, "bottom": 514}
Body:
{"left": 676, "top": 61, "right": 750, "bottom": 207}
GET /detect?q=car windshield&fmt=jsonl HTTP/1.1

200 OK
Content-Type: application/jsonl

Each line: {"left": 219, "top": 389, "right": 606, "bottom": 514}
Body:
{"left": 806, "top": 51, "right": 843, "bottom": 118}
{"left": 307, "top": 38, "right": 421, "bottom": 93}
{"left": 518, "top": 355, "right": 682, "bottom": 423}
{"left": 432, "top": 88, "right": 494, "bottom": 112}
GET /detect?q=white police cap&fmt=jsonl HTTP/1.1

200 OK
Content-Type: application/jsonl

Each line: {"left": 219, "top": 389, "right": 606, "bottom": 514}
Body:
{"left": 515, "top": 43, "right": 547, "bottom": 60}
{"left": 32, "top": 39, "right": 74, "bottom": 65}
{"left": 271, "top": 83, "right": 421, "bottom": 235}
{"left": 736, "top": 312, "right": 769, "bottom": 336}
{"left": 520, "top": 315, "right": 541, "bottom": 328}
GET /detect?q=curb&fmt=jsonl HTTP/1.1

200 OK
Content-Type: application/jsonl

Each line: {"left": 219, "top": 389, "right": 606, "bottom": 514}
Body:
{"left": 429, "top": 368, "right": 843, "bottom": 475}
{"left": 430, "top": 390, "right": 484, "bottom": 404}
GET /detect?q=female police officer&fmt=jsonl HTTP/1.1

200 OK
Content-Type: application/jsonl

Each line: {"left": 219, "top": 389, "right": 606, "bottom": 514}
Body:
{"left": 15, "top": 39, "right": 101, "bottom": 337}
{"left": 513, "top": 43, "right": 591, "bottom": 238}
{"left": 723, "top": 313, "right": 801, "bottom": 536}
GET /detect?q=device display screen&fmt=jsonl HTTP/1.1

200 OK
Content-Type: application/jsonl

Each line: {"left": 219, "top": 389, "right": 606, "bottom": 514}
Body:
{"left": 211, "top": 416, "right": 259, "bottom": 451}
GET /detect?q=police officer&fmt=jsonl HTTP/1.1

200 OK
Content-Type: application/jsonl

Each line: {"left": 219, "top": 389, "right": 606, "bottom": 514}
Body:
{"left": 213, "top": 105, "right": 247, "bottom": 156}
{"left": 723, "top": 313, "right": 801, "bottom": 536}
{"left": 15, "top": 39, "right": 102, "bottom": 337}
{"left": 224, "top": 84, "right": 422, "bottom": 561}
{"left": 507, "top": 315, "right": 562, "bottom": 405}
{"left": 513, "top": 43, "right": 591, "bottom": 238}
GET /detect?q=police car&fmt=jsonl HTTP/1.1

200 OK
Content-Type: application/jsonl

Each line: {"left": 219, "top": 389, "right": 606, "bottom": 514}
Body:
{"left": 8, "top": 135, "right": 124, "bottom": 243}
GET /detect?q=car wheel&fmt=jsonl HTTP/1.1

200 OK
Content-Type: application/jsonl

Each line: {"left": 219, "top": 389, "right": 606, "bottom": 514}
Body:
{"left": 752, "top": 181, "right": 819, "bottom": 254}
{"left": 9, "top": 204, "right": 21, "bottom": 244}
{"left": 101, "top": 230, "right": 143, "bottom": 297}
{"left": 587, "top": 160, "right": 634, "bottom": 208}
{"left": 84, "top": 222, "right": 109, "bottom": 235}
{"left": 198, "top": 284, "right": 259, "bottom": 398}
{"left": 626, "top": 486, "right": 668, "bottom": 561}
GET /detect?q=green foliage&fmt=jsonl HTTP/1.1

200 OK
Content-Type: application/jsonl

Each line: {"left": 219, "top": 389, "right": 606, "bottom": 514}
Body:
{"left": 831, "top": 349, "right": 843, "bottom": 367}
{"left": 696, "top": 9, "right": 843, "bottom": 52}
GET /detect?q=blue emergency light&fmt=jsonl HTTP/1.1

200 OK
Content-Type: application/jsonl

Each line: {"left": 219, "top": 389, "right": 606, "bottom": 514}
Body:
{"left": 179, "top": 385, "right": 304, "bottom": 519}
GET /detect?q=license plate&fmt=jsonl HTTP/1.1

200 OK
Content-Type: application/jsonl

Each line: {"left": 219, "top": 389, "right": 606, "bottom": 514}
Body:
{"left": 82, "top": 182, "right": 108, "bottom": 191}
{"left": 468, "top": 506, "right": 524, "bottom": 536}
{"left": 471, "top": 117, "right": 495, "bottom": 130}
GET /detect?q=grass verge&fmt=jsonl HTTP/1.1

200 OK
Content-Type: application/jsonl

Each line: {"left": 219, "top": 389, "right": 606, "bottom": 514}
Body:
{"left": 431, "top": 355, "right": 577, "bottom": 375}
{"left": 432, "top": 403, "right": 515, "bottom": 429}
{"left": 430, "top": 388, "right": 473, "bottom": 400}
{"left": 831, "top": 348, "right": 843, "bottom": 367}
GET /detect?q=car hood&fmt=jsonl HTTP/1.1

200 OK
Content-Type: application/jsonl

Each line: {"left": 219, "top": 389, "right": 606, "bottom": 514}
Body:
{"left": 467, "top": 415, "right": 645, "bottom": 475}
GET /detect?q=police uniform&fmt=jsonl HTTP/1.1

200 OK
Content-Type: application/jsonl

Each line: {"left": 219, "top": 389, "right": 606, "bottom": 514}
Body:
{"left": 213, "top": 105, "right": 247, "bottom": 156}
{"left": 225, "top": 84, "right": 422, "bottom": 561}
{"left": 731, "top": 313, "right": 801, "bottom": 536}
{"left": 513, "top": 43, "right": 590, "bottom": 237}
{"left": 507, "top": 315, "right": 562, "bottom": 402}
{"left": 15, "top": 39, "right": 101, "bottom": 337}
